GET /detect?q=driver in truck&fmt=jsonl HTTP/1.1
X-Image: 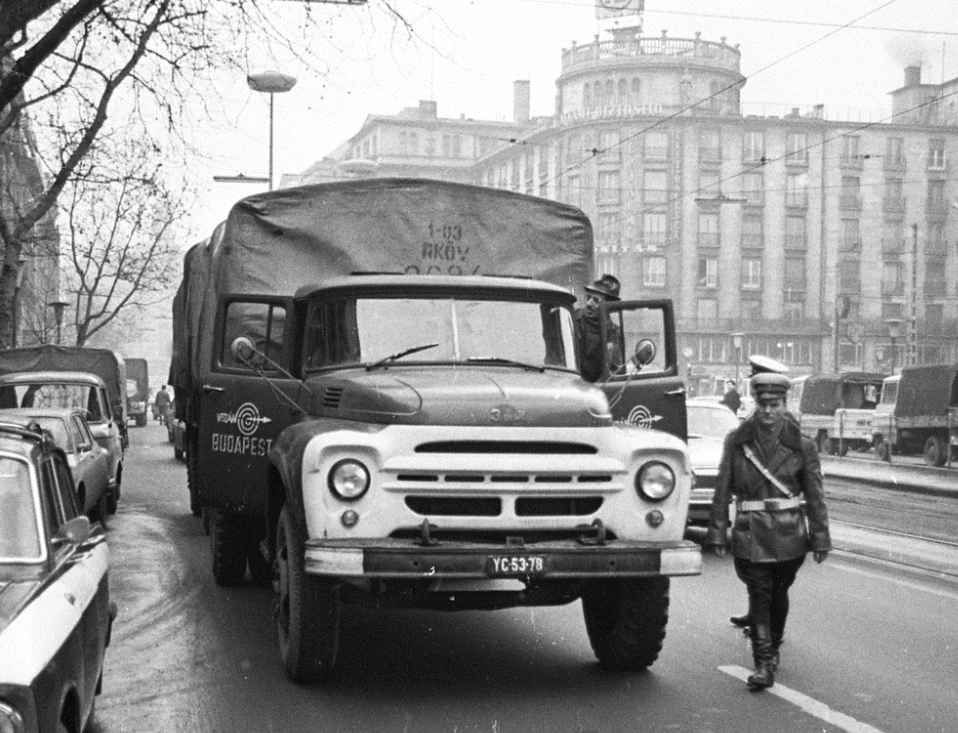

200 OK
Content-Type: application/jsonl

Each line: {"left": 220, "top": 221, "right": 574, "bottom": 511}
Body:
{"left": 575, "top": 274, "right": 624, "bottom": 382}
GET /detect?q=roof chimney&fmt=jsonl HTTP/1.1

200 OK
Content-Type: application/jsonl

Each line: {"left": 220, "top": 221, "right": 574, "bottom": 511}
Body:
{"left": 904, "top": 65, "right": 921, "bottom": 87}
{"left": 514, "top": 80, "right": 530, "bottom": 124}
{"left": 419, "top": 100, "right": 437, "bottom": 118}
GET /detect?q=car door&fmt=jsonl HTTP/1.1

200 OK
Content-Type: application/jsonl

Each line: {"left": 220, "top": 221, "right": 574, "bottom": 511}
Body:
{"left": 197, "top": 297, "right": 301, "bottom": 518}
{"left": 72, "top": 415, "right": 108, "bottom": 504}
{"left": 597, "top": 299, "right": 687, "bottom": 442}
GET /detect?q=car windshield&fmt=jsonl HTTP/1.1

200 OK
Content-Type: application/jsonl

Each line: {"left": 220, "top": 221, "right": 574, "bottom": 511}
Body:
{"left": 304, "top": 296, "right": 577, "bottom": 371}
{"left": 687, "top": 404, "right": 739, "bottom": 439}
{"left": 3, "top": 383, "right": 104, "bottom": 421}
{"left": 26, "top": 416, "right": 73, "bottom": 451}
{"left": 0, "top": 456, "right": 42, "bottom": 562}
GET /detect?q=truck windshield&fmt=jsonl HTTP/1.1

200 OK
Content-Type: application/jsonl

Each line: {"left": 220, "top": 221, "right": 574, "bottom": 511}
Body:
{"left": 304, "top": 297, "right": 576, "bottom": 371}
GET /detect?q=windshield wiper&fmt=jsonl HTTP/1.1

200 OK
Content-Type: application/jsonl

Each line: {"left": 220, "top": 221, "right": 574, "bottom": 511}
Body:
{"left": 466, "top": 356, "right": 546, "bottom": 373}
{"left": 366, "top": 343, "right": 439, "bottom": 370}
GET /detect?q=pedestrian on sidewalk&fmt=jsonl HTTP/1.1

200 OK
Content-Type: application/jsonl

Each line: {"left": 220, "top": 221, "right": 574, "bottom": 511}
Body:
{"left": 706, "top": 366, "right": 831, "bottom": 691}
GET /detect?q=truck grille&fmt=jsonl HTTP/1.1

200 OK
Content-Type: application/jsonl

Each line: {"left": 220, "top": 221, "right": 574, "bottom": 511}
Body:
{"left": 404, "top": 495, "right": 604, "bottom": 517}
{"left": 415, "top": 440, "right": 597, "bottom": 455}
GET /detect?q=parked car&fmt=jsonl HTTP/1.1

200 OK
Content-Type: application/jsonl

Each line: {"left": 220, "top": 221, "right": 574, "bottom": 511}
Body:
{"left": 0, "top": 408, "right": 110, "bottom": 527}
{"left": 0, "top": 371, "right": 124, "bottom": 515}
{"left": 0, "top": 420, "right": 116, "bottom": 733}
{"left": 685, "top": 397, "right": 740, "bottom": 524}
{"left": 689, "top": 392, "right": 754, "bottom": 420}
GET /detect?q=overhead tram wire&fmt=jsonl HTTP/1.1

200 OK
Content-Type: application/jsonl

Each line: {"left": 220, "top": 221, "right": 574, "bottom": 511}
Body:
{"left": 542, "top": 0, "right": 904, "bottom": 187}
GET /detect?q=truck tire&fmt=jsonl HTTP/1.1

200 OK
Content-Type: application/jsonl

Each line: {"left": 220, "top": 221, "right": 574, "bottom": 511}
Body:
{"left": 210, "top": 510, "right": 248, "bottom": 586}
{"left": 582, "top": 576, "right": 669, "bottom": 671}
{"left": 248, "top": 537, "right": 272, "bottom": 586}
{"left": 924, "top": 436, "right": 947, "bottom": 467}
{"left": 815, "top": 432, "right": 828, "bottom": 453}
{"left": 92, "top": 491, "right": 109, "bottom": 530}
{"left": 275, "top": 506, "right": 340, "bottom": 683}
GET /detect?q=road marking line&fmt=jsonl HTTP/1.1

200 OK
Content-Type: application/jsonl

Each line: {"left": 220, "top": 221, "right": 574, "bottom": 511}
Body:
{"left": 830, "top": 562, "right": 958, "bottom": 602}
{"left": 718, "top": 665, "right": 886, "bottom": 733}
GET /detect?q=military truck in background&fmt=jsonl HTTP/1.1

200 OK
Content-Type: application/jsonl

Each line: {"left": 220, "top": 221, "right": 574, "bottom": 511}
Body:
{"left": 171, "top": 178, "right": 700, "bottom": 682}
{"left": 0, "top": 345, "right": 128, "bottom": 512}
{"left": 790, "top": 372, "right": 884, "bottom": 455}
{"left": 872, "top": 364, "right": 958, "bottom": 466}
{"left": 125, "top": 357, "right": 149, "bottom": 427}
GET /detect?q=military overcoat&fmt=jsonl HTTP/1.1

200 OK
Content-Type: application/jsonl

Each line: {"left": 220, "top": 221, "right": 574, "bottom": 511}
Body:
{"left": 706, "top": 415, "right": 831, "bottom": 562}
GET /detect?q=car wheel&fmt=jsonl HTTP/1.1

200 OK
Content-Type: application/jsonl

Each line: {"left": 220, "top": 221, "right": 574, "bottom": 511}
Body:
{"left": 924, "top": 435, "right": 947, "bottom": 467}
{"left": 582, "top": 577, "right": 670, "bottom": 671}
{"left": 106, "top": 486, "right": 118, "bottom": 515}
{"left": 275, "top": 506, "right": 340, "bottom": 683}
{"left": 92, "top": 491, "right": 109, "bottom": 530}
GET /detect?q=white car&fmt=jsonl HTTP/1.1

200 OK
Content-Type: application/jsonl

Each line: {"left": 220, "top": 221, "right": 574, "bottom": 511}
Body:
{"left": 685, "top": 397, "right": 740, "bottom": 525}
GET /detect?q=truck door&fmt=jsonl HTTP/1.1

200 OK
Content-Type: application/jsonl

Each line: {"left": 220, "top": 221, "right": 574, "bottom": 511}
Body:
{"left": 197, "top": 297, "right": 301, "bottom": 517}
{"left": 597, "top": 299, "right": 687, "bottom": 442}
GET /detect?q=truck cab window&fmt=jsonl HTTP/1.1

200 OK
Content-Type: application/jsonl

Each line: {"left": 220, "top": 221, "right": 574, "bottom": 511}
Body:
{"left": 222, "top": 301, "right": 286, "bottom": 371}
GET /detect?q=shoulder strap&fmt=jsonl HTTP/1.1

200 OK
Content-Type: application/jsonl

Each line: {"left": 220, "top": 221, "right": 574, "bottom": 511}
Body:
{"left": 741, "top": 444, "right": 796, "bottom": 499}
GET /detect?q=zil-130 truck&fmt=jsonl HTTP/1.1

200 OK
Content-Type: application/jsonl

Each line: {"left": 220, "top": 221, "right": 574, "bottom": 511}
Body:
{"left": 791, "top": 372, "right": 884, "bottom": 456}
{"left": 171, "top": 178, "right": 700, "bottom": 682}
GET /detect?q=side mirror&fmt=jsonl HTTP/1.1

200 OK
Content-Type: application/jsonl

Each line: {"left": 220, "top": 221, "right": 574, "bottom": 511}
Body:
{"left": 632, "top": 338, "right": 656, "bottom": 368}
{"left": 231, "top": 336, "right": 257, "bottom": 362}
{"left": 52, "top": 516, "right": 92, "bottom": 547}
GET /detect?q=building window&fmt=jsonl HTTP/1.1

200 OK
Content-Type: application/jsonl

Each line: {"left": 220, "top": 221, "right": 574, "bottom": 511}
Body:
{"left": 697, "top": 298, "right": 717, "bottom": 322}
{"left": 644, "top": 257, "right": 667, "bottom": 287}
{"left": 598, "top": 130, "right": 620, "bottom": 159}
{"left": 617, "top": 78, "right": 627, "bottom": 103}
{"left": 841, "top": 219, "right": 860, "bottom": 253}
{"left": 925, "top": 258, "right": 947, "bottom": 297}
{"left": 928, "top": 179, "right": 946, "bottom": 214}
{"left": 786, "top": 173, "right": 808, "bottom": 208}
{"left": 742, "top": 172, "right": 763, "bottom": 204}
{"left": 786, "top": 132, "right": 808, "bottom": 164}
{"left": 698, "top": 171, "right": 721, "bottom": 198}
{"left": 699, "top": 128, "right": 721, "bottom": 161}
{"left": 643, "top": 212, "right": 667, "bottom": 246}
{"left": 885, "top": 137, "right": 905, "bottom": 169}
{"left": 839, "top": 257, "right": 861, "bottom": 293}
{"left": 881, "top": 301, "right": 905, "bottom": 320}
{"left": 840, "top": 175, "right": 861, "bottom": 210}
{"left": 882, "top": 221, "right": 904, "bottom": 254}
{"left": 926, "top": 303, "right": 944, "bottom": 324}
{"left": 741, "top": 297, "right": 762, "bottom": 321}
{"left": 631, "top": 77, "right": 641, "bottom": 102}
{"left": 785, "top": 216, "right": 806, "bottom": 250}
{"left": 742, "top": 258, "right": 762, "bottom": 289}
{"left": 928, "top": 222, "right": 946, "bottom": 252}
{"left": 567, "top": 174, "right": 582, "bottom": 208}
{"left": 400, "top": 130, "right": 419, "bottom": 156}
{"left": 442, "top": 134, "right": 462, "bottom": 158}
{"left": 597, "top": 212, "right": 621, "bottom": 248}
{"left": 883, "top": 177, "right": 905, "bottom": 213}
{"left": 784, "top": 298, "right": 804, "bottom": 325}
{"left": 697, "top": 256, "right": 718, "bottom": 288}
{"left": 598, "top": 170, "right": 621, "bottom": 203}
{"left": 841, "top": 135, "right": 862, "bottom": 167}
{"left": 928, "top": 138, "right": 946, "bottom": 169}
{"left": 881, "top": 260, "right": 905, "bottom": 295}
{"left": 742, "top": 215, "right": 763, "bottom": 249}
{"left": 698, "top": 212, "right": 719, "bottom": 247}
{"left": 644, "top": 170, "right": 668, "bottom": 204}
{"left": 784, "top": 256, "right": 806, "bottom": 292}
{"left": 743, "top": 131, "right": 764, "bottom": 163}
{"left": 644, "top": 131, "right": 669, "bottom": 160}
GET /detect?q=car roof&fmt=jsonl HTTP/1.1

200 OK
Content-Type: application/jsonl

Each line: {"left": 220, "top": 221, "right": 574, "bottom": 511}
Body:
{"left": 0, "top": 371, "right": 107, "bottom": 386}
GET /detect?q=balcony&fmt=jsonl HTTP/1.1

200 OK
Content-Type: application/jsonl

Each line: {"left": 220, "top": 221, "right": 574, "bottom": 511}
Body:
{"left": 560, "top": 34, "right": 742, "bottom": 75}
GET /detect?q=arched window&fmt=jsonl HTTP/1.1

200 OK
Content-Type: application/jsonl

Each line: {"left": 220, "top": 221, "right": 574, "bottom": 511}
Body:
{"left": 604, "top": 80, "right": 614, "bottom": 104}
{"left": 584, "top": 83, "right": 592, "bottom": 109}
{"left": 631, "top": 78, "right": 641, "bottom": 103}
{"left": 617, "top": 78, "right": 627, "bottom": 103}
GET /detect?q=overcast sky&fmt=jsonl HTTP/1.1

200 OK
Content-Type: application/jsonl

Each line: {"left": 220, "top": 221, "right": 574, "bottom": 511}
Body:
{"left": 187, "top": 0, "right": 957, "bottom": 240}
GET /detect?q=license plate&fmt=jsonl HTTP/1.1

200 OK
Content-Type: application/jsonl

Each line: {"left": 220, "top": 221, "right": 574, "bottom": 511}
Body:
{"left": 486, "top": 555, "right": 547, "bottom": 576}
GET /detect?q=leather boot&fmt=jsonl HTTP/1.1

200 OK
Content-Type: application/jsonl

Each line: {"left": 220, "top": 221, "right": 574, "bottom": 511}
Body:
{"left": 747, "top": 624, "right": 775, "bottom": 690}
{"left": 769, "top": 632, "right": 783, "bottom": 673}
{"left": 730, "top": 612, "right": 751, "bottom": 629}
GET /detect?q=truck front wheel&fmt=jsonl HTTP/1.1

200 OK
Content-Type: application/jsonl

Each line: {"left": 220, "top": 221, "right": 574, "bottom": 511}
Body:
{"left": 275, "top": 506, "right": 340, "bottom": 683}
{"left": 582, "top": 576, "right": 670, "bottom": 671}
{"left": 924, "top": 435, "right": 947, "bottom": 467}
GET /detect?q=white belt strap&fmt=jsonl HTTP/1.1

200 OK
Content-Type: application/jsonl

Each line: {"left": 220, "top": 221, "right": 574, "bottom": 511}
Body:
{"left": 741, "top": 444, "right": 797, "bottom": 499}
{"left": 737, "top": 497, "right": 801, "bottom": 512}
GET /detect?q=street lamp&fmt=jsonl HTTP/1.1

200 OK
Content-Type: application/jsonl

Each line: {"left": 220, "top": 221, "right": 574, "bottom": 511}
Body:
{"left": 885, "top": 318, "right": 904, "bottom": 374}
{"left": 48, "top": 299, "right": 69, "bottom": 345}
{"left": 731, "top": 332, "right": 744, "bottom": 384}
{"left": 246, "top": 70, "right": 297, "bottom": 191}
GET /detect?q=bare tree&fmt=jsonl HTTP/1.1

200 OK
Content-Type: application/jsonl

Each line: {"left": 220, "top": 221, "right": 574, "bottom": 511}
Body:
{"left": 0, "top": 0, "right": 422, "bottom": 348}
{"left": 57, "top": 134, "right": 185, "bottom": 346}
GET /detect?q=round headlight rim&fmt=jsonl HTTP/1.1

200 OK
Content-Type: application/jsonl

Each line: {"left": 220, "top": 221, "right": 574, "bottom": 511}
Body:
{"left": 327, "top": 458, "right": 371, "bottom": 501}
{"left": 635, "top": 460, "right": 676, "bottom": 502}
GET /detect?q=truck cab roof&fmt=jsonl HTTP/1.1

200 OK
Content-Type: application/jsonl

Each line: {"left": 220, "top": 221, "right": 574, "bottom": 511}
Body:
{"left": 294, "top": 273, "right": 578, "bottom": 303}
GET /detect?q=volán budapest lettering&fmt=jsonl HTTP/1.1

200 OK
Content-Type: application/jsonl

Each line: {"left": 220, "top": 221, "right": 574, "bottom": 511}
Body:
{"left": 211, "top": 433, "right": 273, "bottom": 456}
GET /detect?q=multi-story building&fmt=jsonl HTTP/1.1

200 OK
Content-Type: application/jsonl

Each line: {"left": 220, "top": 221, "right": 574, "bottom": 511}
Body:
{"left": 298, "top": 26, "right": 958, "bottom": 387}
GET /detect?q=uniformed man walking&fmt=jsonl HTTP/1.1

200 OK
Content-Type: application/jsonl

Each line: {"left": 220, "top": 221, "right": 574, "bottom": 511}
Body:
{"left": 706, "top": 363, "right": 831, "bottom": 690}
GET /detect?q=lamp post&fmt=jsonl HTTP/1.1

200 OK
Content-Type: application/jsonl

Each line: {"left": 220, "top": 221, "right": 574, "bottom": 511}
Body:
{"left": 885, "top": 318, "right": 904, "bottom": 375}
{"left": 47, "top": 299, "right": 69, "bottom": 345}
{"left": 246, "top": 70, "right": 297, "bottom": 191}
{"left": 731, "top": 332, "right": 744, "bottom": 384}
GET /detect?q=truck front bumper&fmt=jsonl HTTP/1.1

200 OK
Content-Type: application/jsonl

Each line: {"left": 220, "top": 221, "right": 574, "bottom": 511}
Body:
{"left": 304, "top": 538, "right": 702, "bottom": 579}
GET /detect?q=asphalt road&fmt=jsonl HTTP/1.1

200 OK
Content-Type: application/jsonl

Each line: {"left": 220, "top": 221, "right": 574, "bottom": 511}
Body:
{"left": 93, "top": 425, "right": 958, "bottom": 733}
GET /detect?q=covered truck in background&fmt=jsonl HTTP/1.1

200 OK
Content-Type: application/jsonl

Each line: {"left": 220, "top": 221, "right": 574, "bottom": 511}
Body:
{"left": 792, "top": 372, "right": 884, "bottom": 455}
{"left": 172, "top": 178, "right": 699, "bottom": 682}
{"left": 872, "top": 363, "right": 958, "bottom": 465}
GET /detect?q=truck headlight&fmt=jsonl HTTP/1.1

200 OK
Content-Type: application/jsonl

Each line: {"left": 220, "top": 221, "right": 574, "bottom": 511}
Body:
{"left": 328, "top": 459, "right": 370, "bottom": 500}
{"left": 636, "top": 461, "right": 675, "bottom": 501}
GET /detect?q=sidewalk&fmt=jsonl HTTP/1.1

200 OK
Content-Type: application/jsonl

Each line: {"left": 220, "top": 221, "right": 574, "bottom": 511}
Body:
{"left": 821, "top": 455, "right": 958, "bottom": 498}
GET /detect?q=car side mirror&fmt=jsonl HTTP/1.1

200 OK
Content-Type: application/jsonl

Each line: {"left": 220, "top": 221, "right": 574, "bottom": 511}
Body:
{"left": 632, "top": 338, "right": 656, "bottom": 368}
{"left": 231, "top": 336, "right": 257, "bottom": 362}
{"left": 52, "top": 516, "right": 92, "bottom": 547}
